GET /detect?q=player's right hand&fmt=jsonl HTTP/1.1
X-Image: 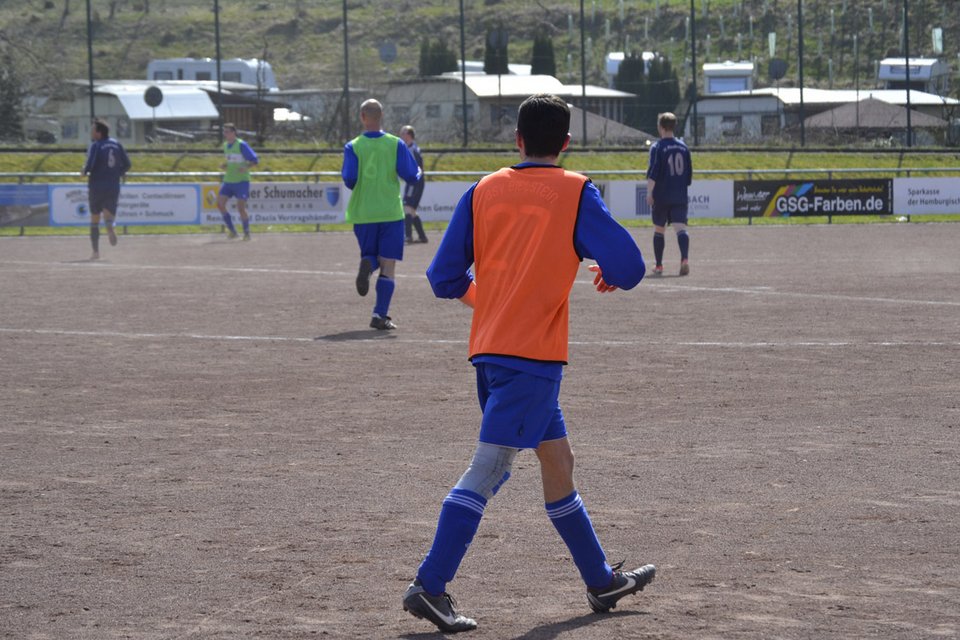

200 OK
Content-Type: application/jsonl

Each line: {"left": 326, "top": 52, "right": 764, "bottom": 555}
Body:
{"left": 588, "top": 265, "right": 617, "bottom": 293}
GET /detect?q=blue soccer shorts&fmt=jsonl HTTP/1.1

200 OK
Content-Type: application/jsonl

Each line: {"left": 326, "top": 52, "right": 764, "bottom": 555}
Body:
{"left": 475, "top": 363, "right": 567, "bottom": 449}
{"left": 353, "top": 219, "right": 405, "bottom": 261}
{"left": 652, "top": 202, "right": 688, "bottom": 227}
{"left": 219, "top": 181, "right": 250, "bottom": 201}
{"left": 88, "top": 185, "right": 120, "bottom": 217}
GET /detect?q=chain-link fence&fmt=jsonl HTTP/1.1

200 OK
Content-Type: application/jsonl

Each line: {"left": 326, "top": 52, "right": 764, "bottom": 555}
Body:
{"left": 0, "top": 1, "right": 955, "bottom": 148}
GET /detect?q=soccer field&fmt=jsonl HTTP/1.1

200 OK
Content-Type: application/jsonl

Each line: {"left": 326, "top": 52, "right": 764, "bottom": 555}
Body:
{"left": 1, "top": 224, "right": 958, "bottom": 639}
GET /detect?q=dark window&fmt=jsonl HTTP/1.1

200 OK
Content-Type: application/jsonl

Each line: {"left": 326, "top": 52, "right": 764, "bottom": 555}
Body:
{"left": 721, "top": 115, "right": 742, "bottom": 137}
{"left": 761, "top": 115, "right": 780, "bottom": 136}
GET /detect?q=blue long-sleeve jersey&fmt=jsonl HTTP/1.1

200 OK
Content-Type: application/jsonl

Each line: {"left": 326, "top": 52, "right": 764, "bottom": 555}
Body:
{"left": 341, "top": 131, "right": 421, "bottom": 190}
{"left": 83, "top": 137, "right": 131, "bottom": 187}
{"left": 402, "top": 142, "right": 426, "bottom": 208}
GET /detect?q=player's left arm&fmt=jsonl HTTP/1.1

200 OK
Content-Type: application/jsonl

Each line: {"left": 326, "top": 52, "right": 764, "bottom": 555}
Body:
{"left": 240, "top": 141, "right": 259, "bottom": 167}
{"left": 575, "top": 183, "right": 645, "bottom": 292}
{"left": 119, "top": 144, "right": 132, "bottom": 176}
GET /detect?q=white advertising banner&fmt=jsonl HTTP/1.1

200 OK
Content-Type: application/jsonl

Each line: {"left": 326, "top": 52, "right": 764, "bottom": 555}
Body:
{"left": 44, "top": 178, "right": 747, "bottom": 227}
{"left": 416, "top": 179, "right": 736, "bottom": 222}
{"left": 201, "top": 182, "right": 346, "bottom": 224}
{"left": 599, "top": 179, "right": 735, "bottom": 219}
{"left": 415, "top": 181, "right": 475, "bottom": 221}
{"left": 49, "top": 184, "right": 201, "bottom": 226}
{"left": 893, "top": 178, "right": 960, "bottom": 215}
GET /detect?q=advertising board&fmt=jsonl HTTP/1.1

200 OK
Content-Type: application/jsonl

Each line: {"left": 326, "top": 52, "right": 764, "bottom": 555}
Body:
{"left": 733, "top": 179, "right": 893, "bottom": 218}
{"left": 49, "top": 184, "right": 201, "bottom": 226}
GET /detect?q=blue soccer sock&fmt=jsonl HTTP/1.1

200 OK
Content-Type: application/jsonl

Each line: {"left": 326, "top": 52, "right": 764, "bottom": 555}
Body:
{"left": 221, "top": 212, "right": 237, "bottom": 234}
{"left": 241, "top": 216, "right": 250, "bottom": 235}
{"left": 653, "top": 232, "right": 665, "bottom": 266}
{"left": 417, "top": 488, "right": 487, "bottom": 595}
{"left": 677, "top": 230, "right": 689, "bottom": 261}
{"left": 373, "top": 275, "right": 395, "bottom": 317}
{"left": 546, "top": 491, "right": 612, "bottom": 589}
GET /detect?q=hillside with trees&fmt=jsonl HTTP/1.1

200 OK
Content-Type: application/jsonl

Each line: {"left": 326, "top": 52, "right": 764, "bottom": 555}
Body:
{"left": 0, "top": 0, "right": 956, "bottom": 142}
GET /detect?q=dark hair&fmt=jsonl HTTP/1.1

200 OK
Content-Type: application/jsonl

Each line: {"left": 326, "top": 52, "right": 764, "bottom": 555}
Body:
{"left": 516, "top": 94, "right": 570, "bottom": 157}
{"left": 93, "top": 119, "right": 110, "bottom": 138}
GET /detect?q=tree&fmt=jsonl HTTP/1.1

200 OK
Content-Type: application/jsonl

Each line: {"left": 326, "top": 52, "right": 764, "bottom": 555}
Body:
{"left": 615, "top": 52, "right": 680, "bottom": 134}
{"left": 483, "top": 28, "right": 509, "bottom": 75}
{"left": 0, "top": 53, "right": 25, "bottom": 142}
{"left": 58, "top": 0, "right": 71, "bottom": 32}
{"left": 530, "top": 35, "right": 556, "bottom": 76}
{"left": 644, "top": 55, "right": 680, "bottom": 132}
{"left": 419, "top": 39, "right": 458, "bottom": 77}
{"left": 614, "top": 53, "right": 648, "bottom": 131}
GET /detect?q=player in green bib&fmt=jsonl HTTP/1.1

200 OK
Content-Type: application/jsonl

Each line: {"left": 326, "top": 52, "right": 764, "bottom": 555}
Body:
{"left": 217, "top": 123, "right": 258, "bottom": 240}
{"left": 341, "top": 99, "right": 421, "bottom": 330}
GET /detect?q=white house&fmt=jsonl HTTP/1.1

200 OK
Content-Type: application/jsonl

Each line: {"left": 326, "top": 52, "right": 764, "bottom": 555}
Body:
{"left": 384, "top": 74, "right": 638, "bottom": 143}
{"left": 56, "top": 80, "right": 287, "bottom": 144}
{"left": 686, "top": 87, "right": 958, "bottom": 143}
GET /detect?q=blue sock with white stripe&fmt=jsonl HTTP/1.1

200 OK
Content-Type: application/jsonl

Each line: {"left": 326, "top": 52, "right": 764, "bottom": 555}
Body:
{"left": 417, "top": 488, "right": 487, "bottom": 595}
{"left": 546, "top": 491, "right": 613, "bottom": 589}
{"left": 221, "top": 212, "right": 237, "bottom": 234}
{"left": 373, "top": 275, "right": 395, "bottom": 318}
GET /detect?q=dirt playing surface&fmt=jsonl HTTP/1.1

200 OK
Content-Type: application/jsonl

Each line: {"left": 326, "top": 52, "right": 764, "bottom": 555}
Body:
{"left": 1, "top": 223, "right": 958, "bottom": 639}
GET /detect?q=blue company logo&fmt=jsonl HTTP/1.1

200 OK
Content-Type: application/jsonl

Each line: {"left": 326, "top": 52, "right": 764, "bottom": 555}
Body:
{"left": 635, "top": 186, "right": 651, "bottom": 217}
{"left": 325, "top": 186, "right": 340, "bottom": 207}
{"left": 75, "top": 203, "right": 88, "bottom": 218}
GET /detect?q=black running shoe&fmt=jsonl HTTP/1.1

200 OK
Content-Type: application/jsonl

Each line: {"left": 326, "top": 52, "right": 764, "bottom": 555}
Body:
{"left": 356, "top": 257, "right": 373, "bottom": 296}
{"left": 402, "top": 579, "right": 477, "bottom": 633}
{"left": 587, "top": 562, "right": 656, "bottom": 613}
{"left": 369, "top": 314, "right": 397, "bottom": 330}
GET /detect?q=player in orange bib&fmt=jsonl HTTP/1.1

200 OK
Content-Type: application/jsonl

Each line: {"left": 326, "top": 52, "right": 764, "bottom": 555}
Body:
{"left": 402, "top": 94, "right": 654, "bottom": 633}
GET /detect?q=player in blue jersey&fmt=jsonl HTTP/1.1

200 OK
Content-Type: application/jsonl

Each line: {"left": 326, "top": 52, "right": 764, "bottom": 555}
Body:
{"left": 341, "top": 100, "right": 421, "bottom": 330}
{"left": 217, "top": 123, "right": 259, "bottom": 240}
{"left": 401, "top": 94, "right": 653, "bottom": 634}
{"left": 82, "top": 119, "right": 131, "bottom": 260}
{"left": 646, "top": 112, "right": 692, "bottom": 276}
{"left": 399, "top": 125, "right": 428, "bottom": 244}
